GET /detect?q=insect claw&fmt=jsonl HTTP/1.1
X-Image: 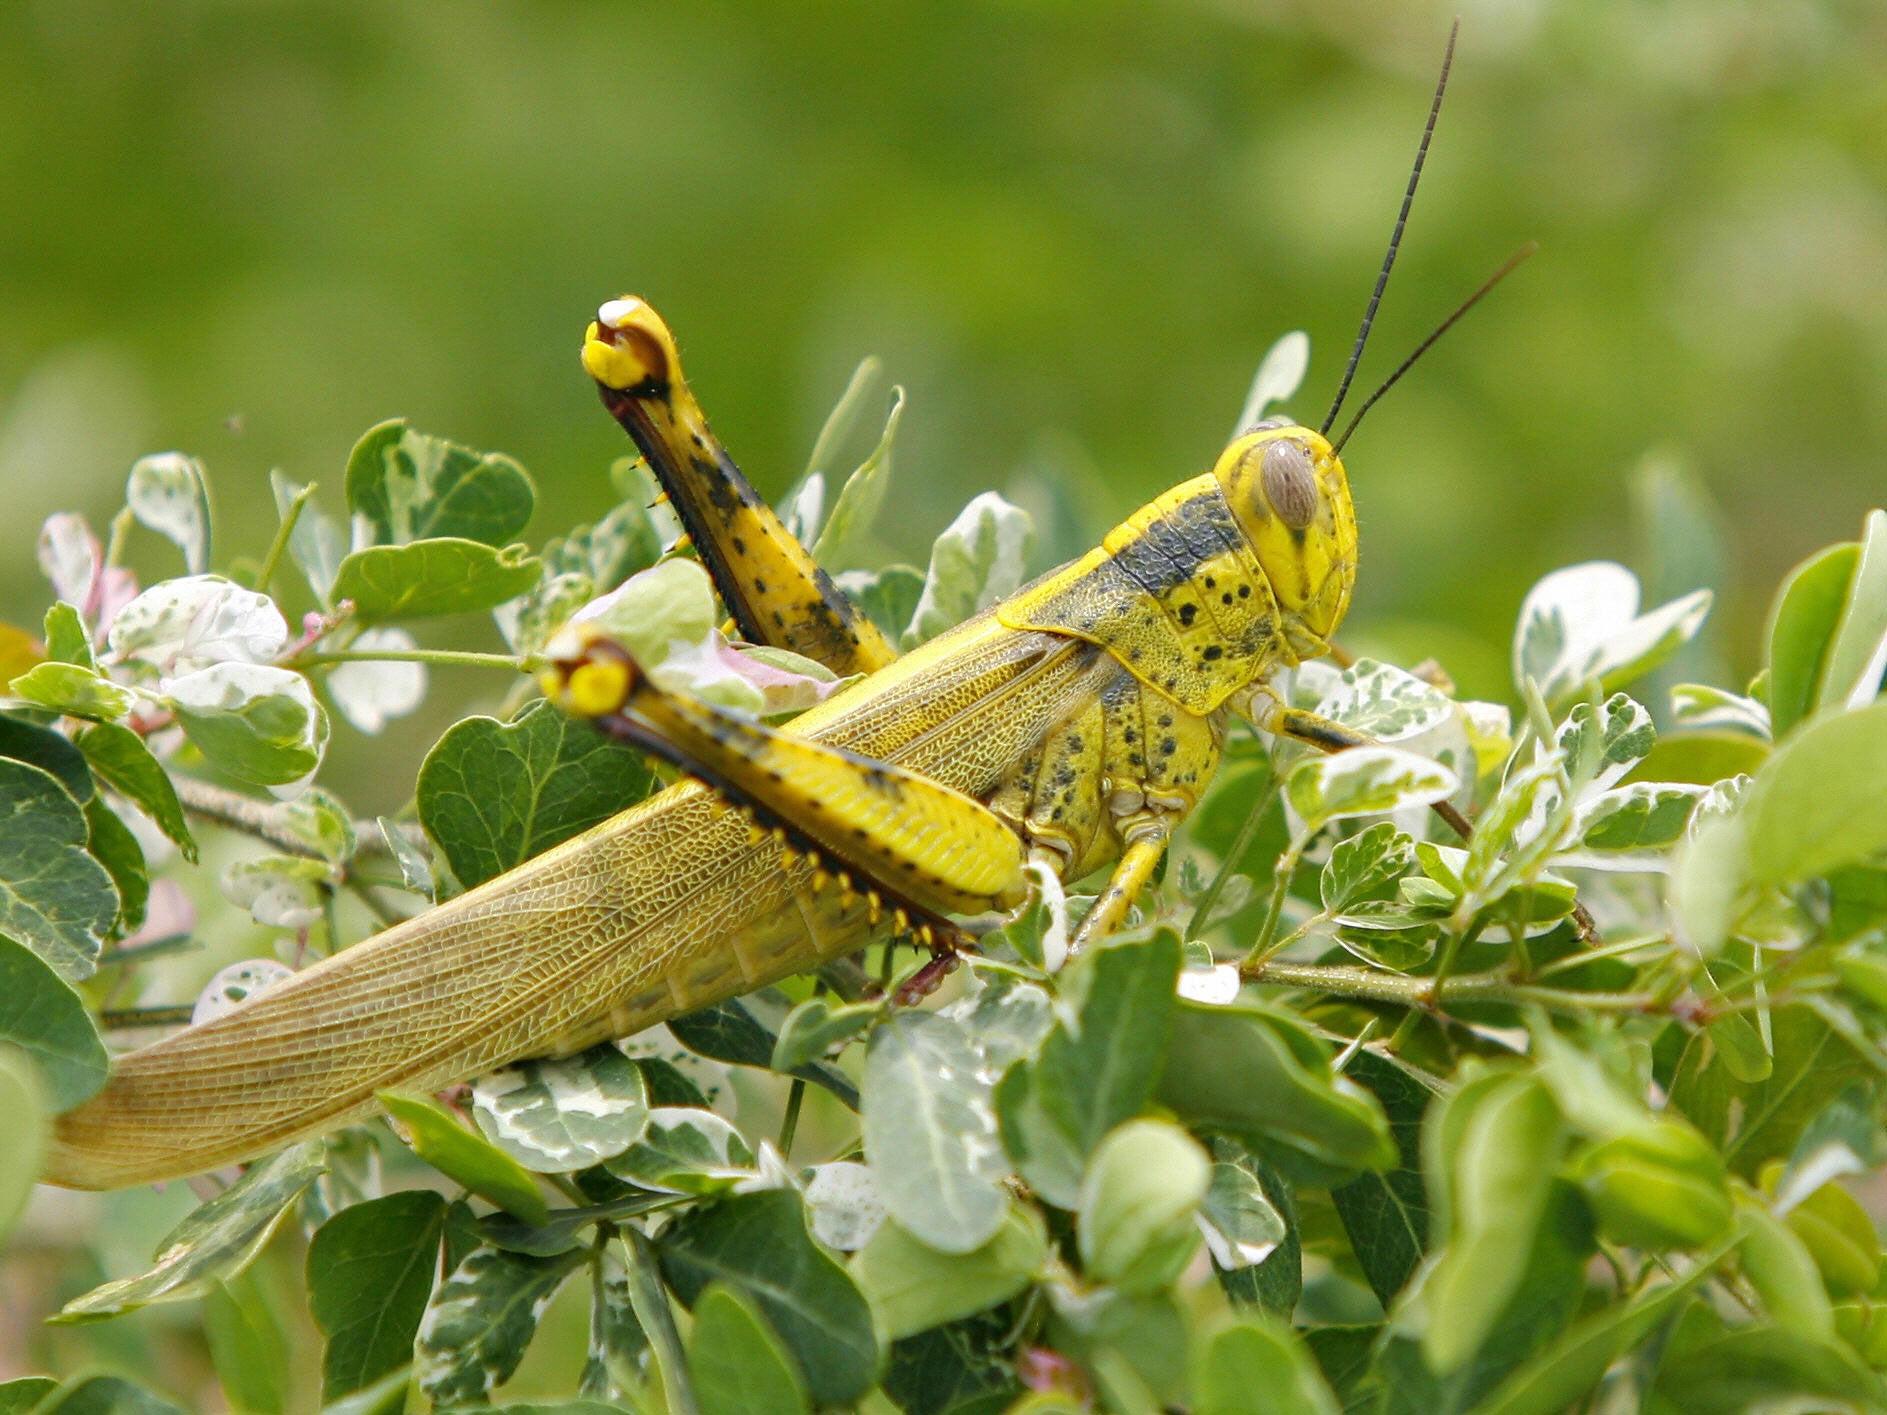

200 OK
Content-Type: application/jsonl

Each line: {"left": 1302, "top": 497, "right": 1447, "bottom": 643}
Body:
{"left": 866, "top": 892, "right": 883, "bottom": 925}
{"left": 892, "top": 907, "right": 911, "bottom": 936}
{"left": 811, "top": 868, "right": 830, "bottom": 892}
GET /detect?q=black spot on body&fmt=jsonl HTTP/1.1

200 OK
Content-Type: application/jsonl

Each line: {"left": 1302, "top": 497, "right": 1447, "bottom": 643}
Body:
{"left": 1178, "top": 603, "right": 1197, "bottom": 627}
{"left": 1239, "top": 584, "right": 1252, "bottom": 599}
{"left": 732, "top": 537, "right": 746, "bottom": 553}
{"left": 1203, "top": 645, "right": 1223, "bottom": 662}
{"left": 1161, "top": 736, "right": 1177, "bottom": 756}
{"left": 1221, "top": 593, "right": 1234, "bottom": 606}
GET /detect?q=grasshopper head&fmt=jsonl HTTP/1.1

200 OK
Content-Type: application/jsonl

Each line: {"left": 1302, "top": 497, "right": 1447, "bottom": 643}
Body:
{"left": 1214, "top": 423, "right": 1357, "bottom": 657}
{"left": 582, "top": 297, "right": 681, "bottom": 394}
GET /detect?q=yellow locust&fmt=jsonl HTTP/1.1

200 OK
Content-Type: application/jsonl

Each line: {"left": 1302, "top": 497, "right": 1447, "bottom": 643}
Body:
{"left": 47, "top": 39, "right": 1488, "bottom": 1190}
{"left": 45, "top": 296, "right": 1364, "bottom": 1189}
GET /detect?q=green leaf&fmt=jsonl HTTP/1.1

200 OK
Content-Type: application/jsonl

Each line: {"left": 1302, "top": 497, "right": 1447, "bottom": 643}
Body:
{"left": 1473, "top": 1229, "right": 1731, "bottom": 1415}
{"left": 0, "top": 712, "right": 92, "bottom": 800}
{"left": 1157, "top": 1002, "right": 1396, "bottom": 1178}
{"left": 331, "top": 538, "right": 544, "bottom": 623}
{"left": 0, "top": 1047, "right": 44, "bottom": 1244}
{"left": 1330, "top": 1051, "right": 1433, "bottom": 1307}
{"left": 1285, "top": 746, "right": 1458, "bottom": 830}
{"left": 204, "top": 1268, "right": 289, "bottom": 1415}
{"left": 574, "top": 557, "right": 719, "bottom": 670}
{"left": 6, "top": 661, "right": 135, "bottom": 721}
{"left": 413, "top": 1244, "right": 583, "bottom": 1405}
{"left": 813, "top": 385, "right": 904, "bottom": 572}
{"left": 0, "top": 1378, "right": 56, "bottom": 1413}
{"left": 416, "top": 699, "right": 658, "bottom": 889}
{"left": 470, "top": 1044, "right": 650, "bottom": 1173}
{"left": 689, "top": 1283, "right": 812, "bottom": 1415}
{"left": 1036, "top": 931, "right": 1181, "bottom": 1159}
{"left": 1671, "top": 1007, "right": 1871, "bottom": 1178}
{"left": 1767, "top": 540, "right": 1860, "bottom": 738}
{"left": 771, "top": 996, "right": 879, "bottom": 1071}
{"left": 1320, "top": 822, "right": 1416, "bottom": 914}
{"left": 1192, "top": 1315, "right": 1341, "bottom": 1415}
{"left": 22, "top": 1375, "right": 187, "bottom": 1414}
{"left": 879, "top": 1310, "right": 1022, "bottom": 1415}
{"left": 605, "top": 1106, "right": 754, "bottom": 1194}
{"left": 993, "top": 1058, "right": 1087, "bottom": 1210}
{"left": 834, "top": 564, "right": 927, "bottom": 643}
{"left": 1421, "top": 1071, "right": 1566, "bottom": 1373}
{"left": 55, "top": 1144, "right": 327, "bottom": 1321}
{"left": 83, "top": 796, "right": 146, "bottom": 934}
{"left": 852, "top": 1202, "right": 1047, "bottom": 1341}
{"left": 1374, "top": 1182, "right": 1593, "bottom": 1415}
{"left": 580, "top": 1249, "right": 646, "bottom": 1402}
{"left": 127, "top": 451, "right": 212, "bottom": 574}
{"left": 314, "top": 1366, "right": 411, "bottom": 1415}
{"left": 666, "top": 995, "right": 859, "bottom": 1110}
{"left": 657, "top": 1188, "right": 879, "bottom": 1405}
{"left": 863, "top": 1010, "right": 1009, "bottom": 1255}
{"left": 308, "top": 1191, "right": 448, "bottom": 1400}
{"left": 164, "top": 662, "right": 328, "bottom": 787}
{"left": 1650, "top": 1325, "right": 1886, "bottom": 1414}
{"left": 904, "top": 491, "right": 1034, "bottom": 647}
{"left": 345, "top": 418, "right": 535, "bottom": 548}
{"left": 378, "top": 1092, "right": 549, "bottom": 1226}
{"left": 1742, "top": 698, "right": 1887, "bottom": 890}
{"left": 0, "top": 759, "right": 119, "bottom": 980}
{"left": 0, "top": 938, "right": 107, "bottom": 1111}
{"left": 1816, "top": 508, "right": 1887, "bottom": 712}
{"left": 74, "top": 721, "right": 197, "bottom": 862}
{"left": 42, "top": 601, "right": 94, "bottom": 670}
{"left": 1077, "top": 1118, "right": 1209, "bottom": 1294}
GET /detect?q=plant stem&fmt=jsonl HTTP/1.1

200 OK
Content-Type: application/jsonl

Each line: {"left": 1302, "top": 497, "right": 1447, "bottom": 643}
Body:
{"left": 1246, "top": 828, "right": 1311, "bottom": 965}
{"left": 622, "top": 1228, "right": 699, "bottom": 1415}
{"left": 1240, "top": 957, "right": 1661, "bottom": 1017}
{"left": 779, "top": 1078, "right": 807, "bottom": 1158}
{"left": 100, "top": 1005, "right": 196, "bottom": 1030}
{"left": 1186, "top": 781, "right": 1274, "bottom": 938}
{"left": 292, "top": 647, "right": 534, "bottom": 672}
{"left": 256, "top": 482, "right": 315, "bottom": 595}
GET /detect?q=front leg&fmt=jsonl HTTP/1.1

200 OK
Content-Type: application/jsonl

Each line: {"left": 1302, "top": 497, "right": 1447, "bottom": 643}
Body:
{"left": 582, "top": 298, "right": 897, "bottom": 678}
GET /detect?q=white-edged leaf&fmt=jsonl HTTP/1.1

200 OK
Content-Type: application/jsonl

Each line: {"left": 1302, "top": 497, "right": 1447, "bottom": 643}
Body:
{"left": 1513, "top": 561, "right": 1712, "bottom": 708}
{"left": 567, "top": 557, "right": 718, "bottom": 666}
{"left": 813, "top": 385, "right": 905, "bottom": 571}
{"left": 862, "top": 1011, "right": 1009, "bottom": 1254}
{"left": 1314, "top": 659, "right": 1453, "bottom": 743}
{"left": 326, "top": 627, "right": 427, "bottom": 734}
{"left": 605, "top": 1106, "right": 755, "bottom": 1194}
{"left": 36, "top": 513, "right": 102, "bottom": 611}
{"left": 126, "top": 452, "right": 212, "bottom": 574}
{"left": 1672, "top": 683, "right": 1772, "bottom": 739}
{"left": 6, "top": 661, "right": 136, "bottom": 721}
{"left": 192, "top": 958, "right": 296, "bottom": 1024}
{"left": 1284, "top": 747, "right": 1459, "bottom": 831}
{"left": 1554, "top": 692, "right": 1656, "bottom": 794}
{"left": 55, "top": 1144, "right": 327, "bottom": 1320}
{"left": 163, "top": 661, "right": 328, "bottom": 787}
{"left": 903, "top": 491, "right": 1034, "bottom": 647}
{"left": 271, "top": 472, "right": 348, "bottom": 606}
{"left": 107, "top": 575, "right": 288, "bottom": 677}
{"left": 804, "top": 1161, "right": 886, "bottom": 1252}
{"left": 414, "top": 1245, "right": 583, "bottom": 1405}
{"left": 471, "top": 1045, "right": 650, "bottom": 1172}
{"left": 220, "top": 856, "right": 328, "bottom": 931}
{"left": 1233, "top": 330, "right": 1311, "bottom": 436}
{"left": 1571, "top": 782, "right": 1708, "bottom": 856}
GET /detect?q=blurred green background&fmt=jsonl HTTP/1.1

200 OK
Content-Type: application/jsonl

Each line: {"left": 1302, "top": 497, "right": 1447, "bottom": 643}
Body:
{"left": 6, "top": 2, "right": 1887, "bottom": 1397}
{"left": 4, "top": 0, "right": 1886, "bottom": 738}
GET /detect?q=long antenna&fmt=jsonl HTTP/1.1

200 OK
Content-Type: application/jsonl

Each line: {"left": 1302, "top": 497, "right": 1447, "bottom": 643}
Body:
{"left": 1320, "top": 19, "right": 1460, "bottom": 437}
{"left": 1331, "top": 242, "right": 1537, "bottom": 454}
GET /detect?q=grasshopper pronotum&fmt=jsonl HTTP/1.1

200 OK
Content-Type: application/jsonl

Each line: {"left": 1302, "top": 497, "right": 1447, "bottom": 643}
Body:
{"left": 45, "top": 30, "right": 1504, "bottom": 1192}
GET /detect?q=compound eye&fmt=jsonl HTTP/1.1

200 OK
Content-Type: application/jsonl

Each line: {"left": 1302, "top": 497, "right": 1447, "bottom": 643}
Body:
{"left": 1260, "top": 439, "right": 1318, "bottom": 529}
